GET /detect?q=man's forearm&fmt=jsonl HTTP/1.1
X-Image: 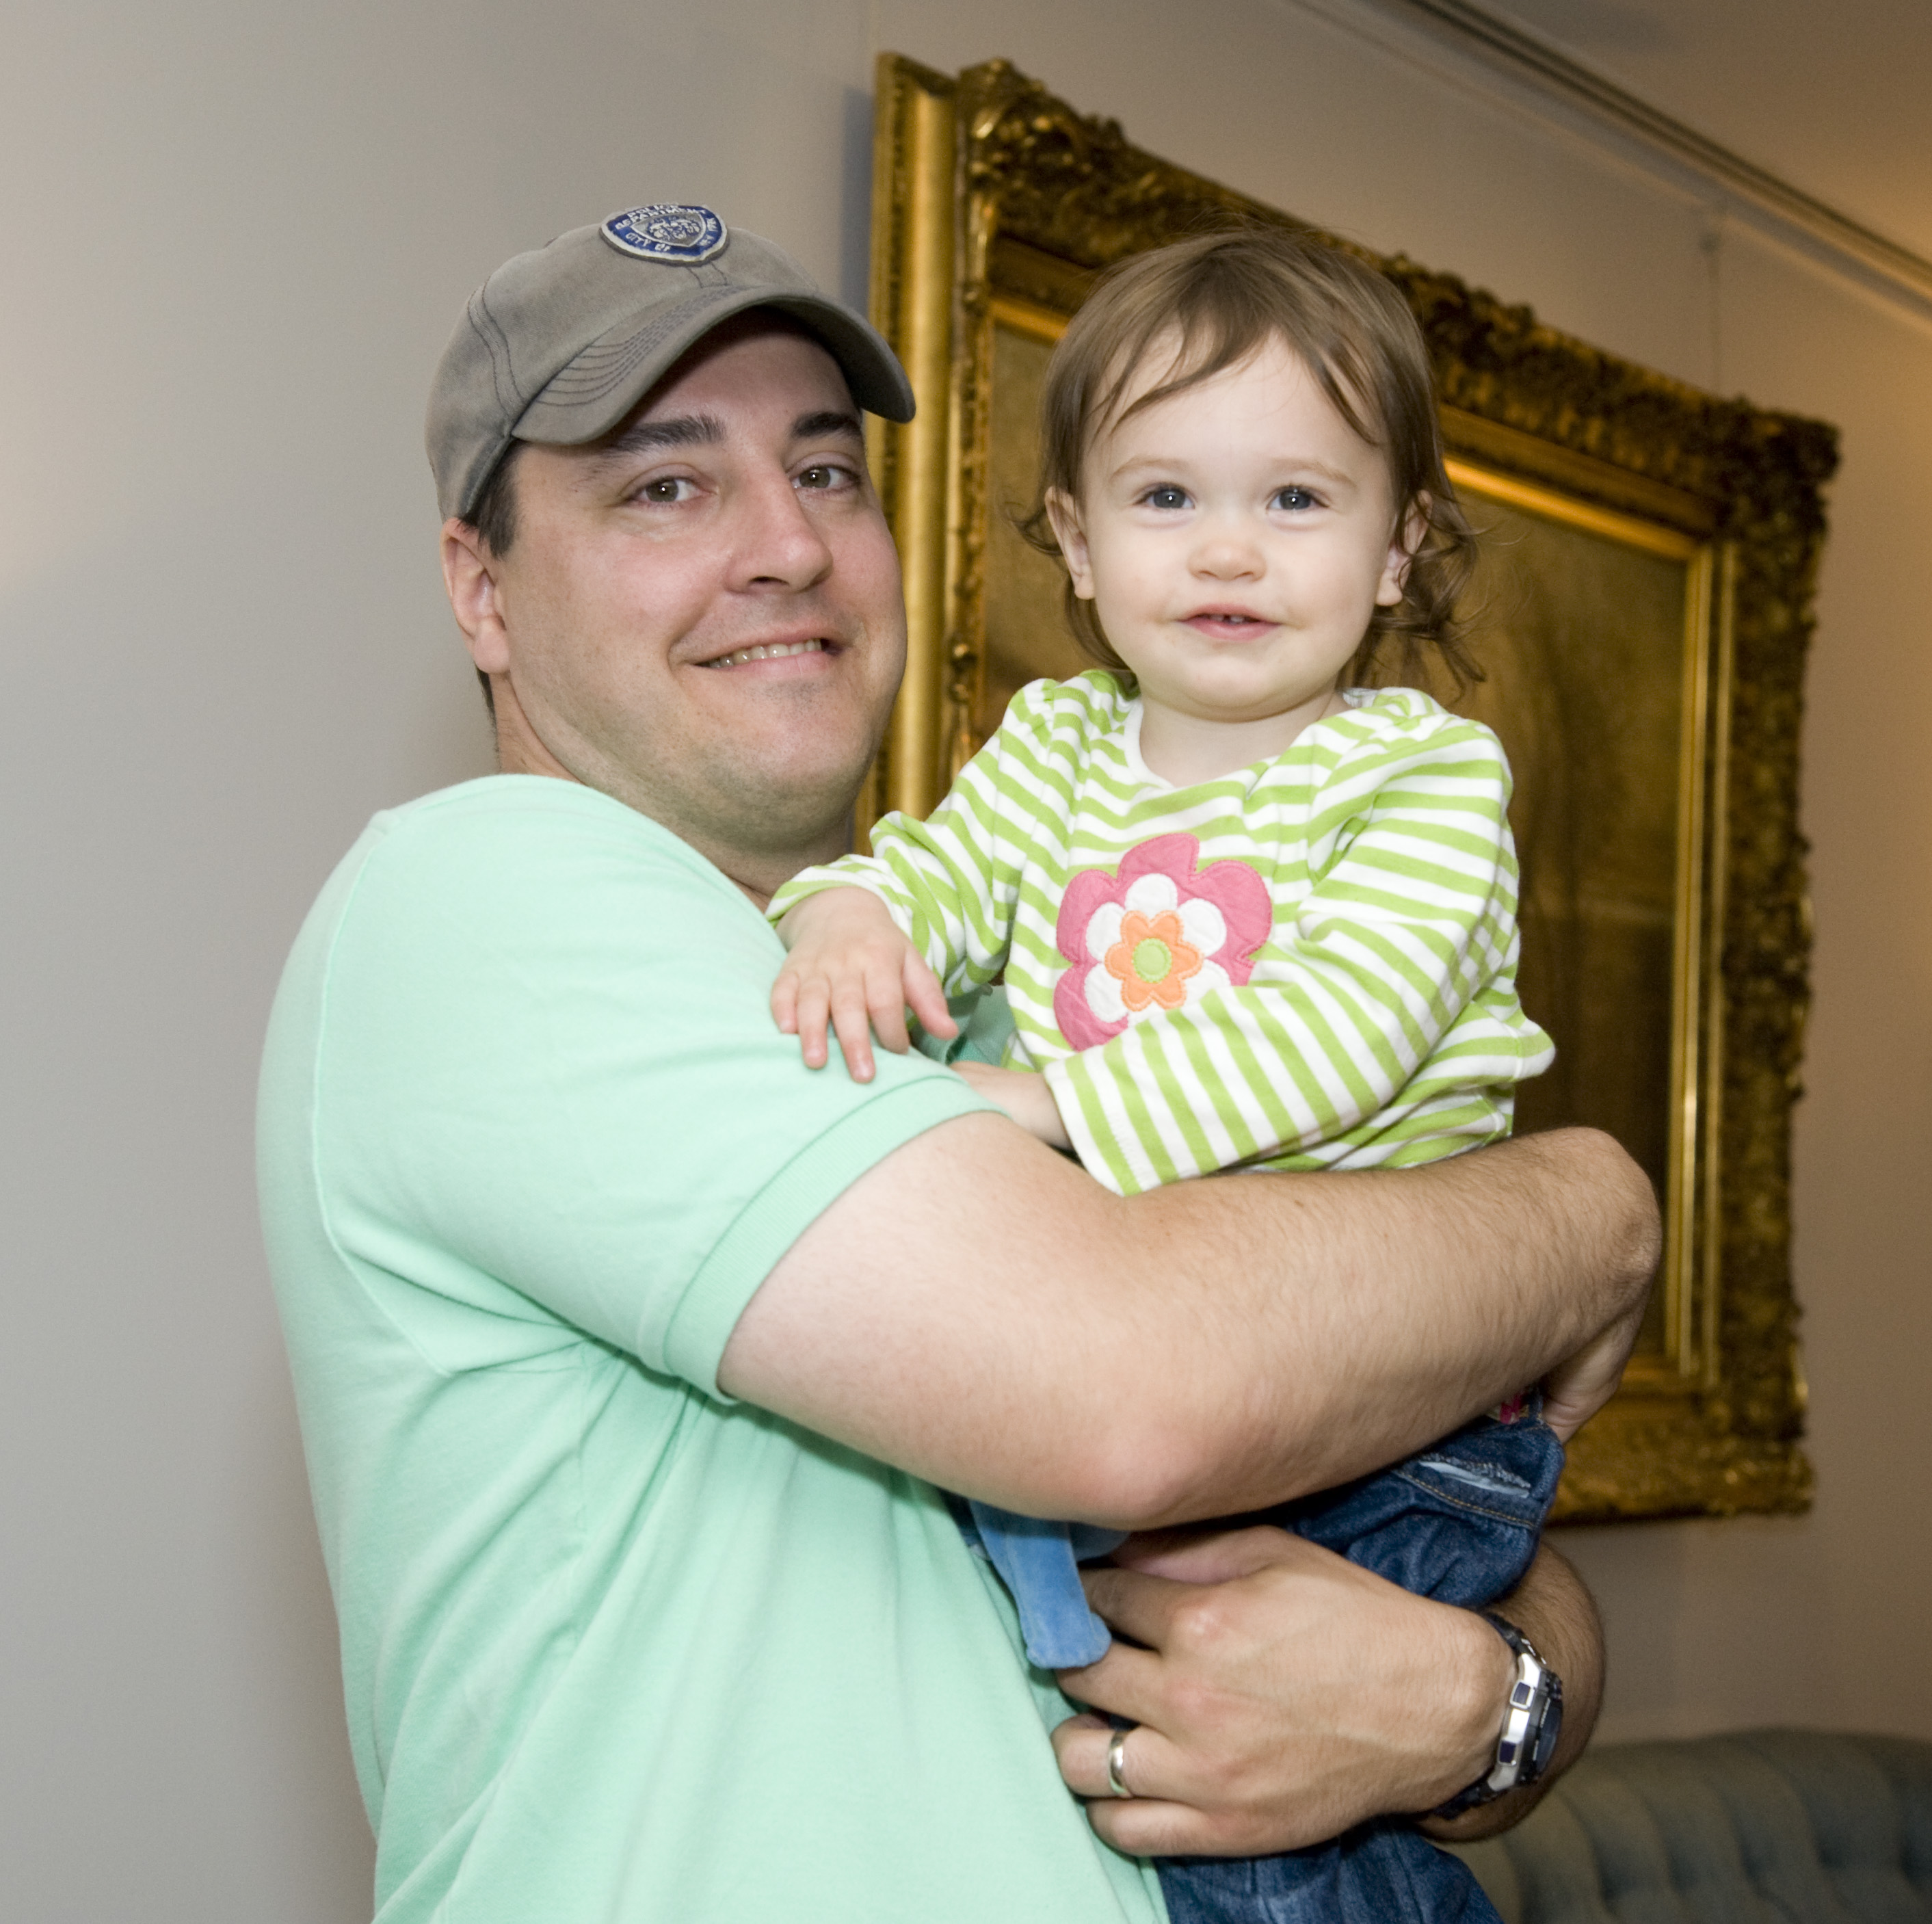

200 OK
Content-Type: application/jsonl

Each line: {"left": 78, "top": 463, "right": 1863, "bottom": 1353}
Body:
{"left": 720, "top": 1113, "right": 1657, "bottom": 1525}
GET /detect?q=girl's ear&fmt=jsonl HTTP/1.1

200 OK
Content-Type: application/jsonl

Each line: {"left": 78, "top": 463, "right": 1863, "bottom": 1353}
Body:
{"left": 1044, "top": 488, "right": 1097, "bottom": 601}
{"left": 1375, "top": 493, "right": 1432, "bottom": 608}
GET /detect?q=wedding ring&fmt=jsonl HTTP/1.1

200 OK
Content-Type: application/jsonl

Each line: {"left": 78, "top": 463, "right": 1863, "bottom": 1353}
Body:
{"left": 1105, "top": 1724, "right": 1135, "bottom": 1799}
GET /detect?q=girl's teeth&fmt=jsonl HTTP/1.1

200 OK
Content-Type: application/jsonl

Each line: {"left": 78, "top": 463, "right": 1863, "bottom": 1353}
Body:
{"left": 711, "top": 639, "right": 827, "bottom": 668}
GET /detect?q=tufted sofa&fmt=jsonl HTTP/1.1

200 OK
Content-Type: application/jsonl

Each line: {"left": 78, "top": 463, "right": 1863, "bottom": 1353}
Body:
{"left": 1449, "top": 1730, "right": 1932, "bottom": 1922}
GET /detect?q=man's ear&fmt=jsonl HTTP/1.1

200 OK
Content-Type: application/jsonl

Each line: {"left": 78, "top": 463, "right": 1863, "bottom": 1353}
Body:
{"left": 1375, "top": 494, "right": 1432, "bottom": 609}
{"left": 441, "top": 518, "right": 512, "bottom": 672}
{"left": 1044, "top": 488, "right": 1097, "bottom": 601}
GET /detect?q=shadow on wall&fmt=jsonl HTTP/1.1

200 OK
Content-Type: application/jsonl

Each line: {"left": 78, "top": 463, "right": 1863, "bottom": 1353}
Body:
{"left": 1558, "top": 1514, "right": 1834, "bottom": 1741}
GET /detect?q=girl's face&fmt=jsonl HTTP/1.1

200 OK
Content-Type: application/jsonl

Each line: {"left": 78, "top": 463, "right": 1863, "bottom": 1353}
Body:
{"left": 1048, "top": 335, "right": 1414, "bottom": 743}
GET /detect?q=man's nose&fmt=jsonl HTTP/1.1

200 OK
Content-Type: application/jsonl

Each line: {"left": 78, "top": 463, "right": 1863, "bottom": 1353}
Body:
{"left": 730, "top": 471, "right": 835, "bottom": 591}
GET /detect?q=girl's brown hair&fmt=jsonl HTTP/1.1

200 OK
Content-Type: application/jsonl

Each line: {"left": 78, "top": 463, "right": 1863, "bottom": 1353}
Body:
{"left": 1022, "top": 224, "right": 1480, "bottom": 691}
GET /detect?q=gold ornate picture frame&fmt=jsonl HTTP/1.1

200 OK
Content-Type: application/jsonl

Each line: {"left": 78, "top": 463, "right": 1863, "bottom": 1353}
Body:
{"left": 863, "top": 54, "right": 1833, "bottom": 1522}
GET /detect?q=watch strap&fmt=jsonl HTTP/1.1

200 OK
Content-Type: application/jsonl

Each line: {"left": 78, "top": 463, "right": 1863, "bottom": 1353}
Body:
{"left": 1432, "top": 1611, "right": 1563, "bottom": 1816}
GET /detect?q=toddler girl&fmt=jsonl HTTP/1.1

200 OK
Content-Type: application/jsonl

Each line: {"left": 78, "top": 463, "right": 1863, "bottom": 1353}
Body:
{"left": 769, "top": 227, "right": 1561, "bottom": 1924}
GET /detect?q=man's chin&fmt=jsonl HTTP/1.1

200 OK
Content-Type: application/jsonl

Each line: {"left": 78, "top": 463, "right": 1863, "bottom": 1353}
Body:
{"left": 678, "top": 743, "right": 876, "bottom": 861}
{"left": 733, "top": 717, "right": 884, "bottom": 807}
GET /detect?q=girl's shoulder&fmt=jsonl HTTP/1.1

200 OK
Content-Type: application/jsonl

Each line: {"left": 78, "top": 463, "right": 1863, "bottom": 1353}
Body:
{"left": 1323, "top": 685, "right": 1505, "bottom": 760}
{"left": 997, "top": 670, "right": 1135, "bottom": 743}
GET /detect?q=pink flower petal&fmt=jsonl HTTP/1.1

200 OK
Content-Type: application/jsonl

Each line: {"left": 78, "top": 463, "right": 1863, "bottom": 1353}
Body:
{"left": 1053, "top": 832, "right": 1274, "bottom": 1045}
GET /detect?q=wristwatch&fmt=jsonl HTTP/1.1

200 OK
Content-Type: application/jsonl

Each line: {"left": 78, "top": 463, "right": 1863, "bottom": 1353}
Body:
{"left": 1433, "top": 1612, "right": 1563, "bottom": 1815}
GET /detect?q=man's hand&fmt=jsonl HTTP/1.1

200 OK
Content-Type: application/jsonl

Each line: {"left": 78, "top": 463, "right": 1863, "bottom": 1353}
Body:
{"left": 1541, "top": 1291, "right": 1648, "bottom": 1442}
{"left": 1050, "top": 1528, "right": 1513, "bottom": 1856}
{"left": 771, "top": 888, "right": 955, "bottom": 1081}
{"left": 951, "top": 1061, "right": 1072, "bottom": 1149}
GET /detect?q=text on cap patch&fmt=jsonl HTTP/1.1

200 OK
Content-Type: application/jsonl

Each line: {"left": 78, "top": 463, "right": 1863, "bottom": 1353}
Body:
{"left": 600, "top": 205, "right": 729, "bottom": 264}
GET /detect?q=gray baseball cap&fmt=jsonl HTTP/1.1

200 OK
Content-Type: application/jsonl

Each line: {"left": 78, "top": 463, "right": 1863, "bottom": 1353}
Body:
{"left": 426, "top": 202, "right": 916, "bottom": 522}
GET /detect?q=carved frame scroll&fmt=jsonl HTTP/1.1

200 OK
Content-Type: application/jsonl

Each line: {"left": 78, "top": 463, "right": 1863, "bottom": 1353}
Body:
{"left": 864, "top": 53, "right": 1832, "bottom": 1522}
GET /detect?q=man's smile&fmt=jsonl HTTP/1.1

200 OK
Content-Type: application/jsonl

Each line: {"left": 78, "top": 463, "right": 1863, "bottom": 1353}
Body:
{"left": 700, "top": 636, "right": 834, "bottom": 670}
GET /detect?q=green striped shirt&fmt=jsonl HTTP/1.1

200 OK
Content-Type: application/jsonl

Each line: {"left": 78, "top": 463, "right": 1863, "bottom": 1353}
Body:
{"left": 773, "top": 674, "right": 1553, "bottom": 1197}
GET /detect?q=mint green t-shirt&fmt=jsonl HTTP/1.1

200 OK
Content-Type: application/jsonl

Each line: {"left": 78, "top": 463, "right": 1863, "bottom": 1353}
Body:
{"left": 257, "top": 776, "right": 1166, "bottom": 1924}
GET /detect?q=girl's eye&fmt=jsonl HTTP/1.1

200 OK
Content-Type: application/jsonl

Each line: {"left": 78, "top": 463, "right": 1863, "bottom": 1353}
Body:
{"left": 1142, "top": 486, "right": 1190, "bottom": 511}
{"left": 1273, "top": 486, "right": 1319, "bottom": 512}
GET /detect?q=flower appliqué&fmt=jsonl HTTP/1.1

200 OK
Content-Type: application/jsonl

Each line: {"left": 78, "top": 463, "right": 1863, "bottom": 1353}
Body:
{"left": 1053, "top": 833, "right": 1274, "bottom": 1050}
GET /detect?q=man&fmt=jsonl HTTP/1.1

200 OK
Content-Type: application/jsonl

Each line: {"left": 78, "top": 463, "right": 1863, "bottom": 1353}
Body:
{"left": 260, "top": 206, "right": 1655, "bottom": 1923}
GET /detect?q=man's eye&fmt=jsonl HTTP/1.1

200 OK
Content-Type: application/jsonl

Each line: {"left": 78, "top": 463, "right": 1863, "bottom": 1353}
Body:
{"left": 636, "top": 476, "right": 696, "bottom": 504}
{"left": 1141, "top": 486, "right": 1190, "bottom": 511}
{"left": 1273, "top": 486, "right": 1319, "bottom": 512}
{"left": 795, "top": 463, "right": 853, "bottom": 492}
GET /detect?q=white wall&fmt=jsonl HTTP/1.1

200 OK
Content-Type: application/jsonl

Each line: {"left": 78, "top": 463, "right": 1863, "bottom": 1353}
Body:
{"left": 3, "top": 1, "right": 1925, "bottom": 1914}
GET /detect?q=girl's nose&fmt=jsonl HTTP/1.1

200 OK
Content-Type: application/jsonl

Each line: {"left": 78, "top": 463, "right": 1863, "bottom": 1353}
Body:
{"left": 1190, "top": 514, "right": 1265, "bottom": 579}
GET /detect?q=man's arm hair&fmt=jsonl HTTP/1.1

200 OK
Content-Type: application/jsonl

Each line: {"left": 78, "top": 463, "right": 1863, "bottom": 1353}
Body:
{"left": 720, "top": 1117, "right": 1657, "bottom": 1527}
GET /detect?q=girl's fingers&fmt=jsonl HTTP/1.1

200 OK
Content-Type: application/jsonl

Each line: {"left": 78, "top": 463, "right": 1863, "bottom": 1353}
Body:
{"left": 828, "top": 979, "right": 877, "bottom": 1081}
{"left": 781, "top": 936, "right": 937, "bottom": 1078}
{"left": 866, "top": 965, "right": 912, "bottom": 1056}
{"left": 793, "top": 978, "right": 832, "bottom": 1069}
{"left": 903, "top": 953, "right": 958, "bottom": 1039}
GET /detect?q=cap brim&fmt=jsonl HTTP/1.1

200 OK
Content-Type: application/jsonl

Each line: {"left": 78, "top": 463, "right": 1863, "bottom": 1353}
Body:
{"left": 511, "top": 284, "right": 916, "bottom": 451}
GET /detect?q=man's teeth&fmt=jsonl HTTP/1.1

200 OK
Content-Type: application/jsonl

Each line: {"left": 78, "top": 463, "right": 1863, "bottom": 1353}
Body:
{"left": 709, "top": 639, "right": 828, "bottom": 668}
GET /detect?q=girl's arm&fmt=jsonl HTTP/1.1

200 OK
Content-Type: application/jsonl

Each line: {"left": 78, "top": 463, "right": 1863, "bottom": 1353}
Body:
{"left": 765, "top": 680, "right": 1076, "bottom": 1059}
{"left": 1044, "top": 713, "right": 1552, "bottom": 1194}
{"left": 951, "top": 1058, "right": 1072, "bottom": 1146}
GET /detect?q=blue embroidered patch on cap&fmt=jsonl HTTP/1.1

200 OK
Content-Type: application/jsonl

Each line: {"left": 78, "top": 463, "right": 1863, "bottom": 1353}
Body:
{"left": 600, "top": 205, "right": 729, "bottom": 264}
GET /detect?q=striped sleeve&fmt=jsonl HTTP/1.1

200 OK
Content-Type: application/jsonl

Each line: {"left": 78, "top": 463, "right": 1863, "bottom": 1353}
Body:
{"left": 1042, "top": 713, "right": 1554, "bottom": 1196}
{"left": 767, "top": 683, "right": 1074, "bottom": 998}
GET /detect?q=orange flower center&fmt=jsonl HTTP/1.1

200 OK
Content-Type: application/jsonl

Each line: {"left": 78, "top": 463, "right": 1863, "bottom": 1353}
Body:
{"left": 1104, "top": 908, "right": 1203, "bottom": 1012}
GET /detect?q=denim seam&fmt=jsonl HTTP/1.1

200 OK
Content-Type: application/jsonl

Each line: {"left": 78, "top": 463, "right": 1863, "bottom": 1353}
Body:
{"left": 1387, "top": 1466, "right": 1545, "bottom": 1529}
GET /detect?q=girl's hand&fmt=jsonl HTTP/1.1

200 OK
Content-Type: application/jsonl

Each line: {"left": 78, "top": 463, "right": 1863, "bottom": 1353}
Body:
{"left": 951, "top": 1061, "right": 1072, "bottom": 1150}
{"left": 773, "top": 888, "right": 955, "bottom": 1081}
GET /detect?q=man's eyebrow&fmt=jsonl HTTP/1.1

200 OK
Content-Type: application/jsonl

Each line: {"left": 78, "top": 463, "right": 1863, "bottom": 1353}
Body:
{"left": 594, "top": 414, "right": 724, "bottom": 463}
{"left": 793, "top": 410, "right": 864, "bottom": 443}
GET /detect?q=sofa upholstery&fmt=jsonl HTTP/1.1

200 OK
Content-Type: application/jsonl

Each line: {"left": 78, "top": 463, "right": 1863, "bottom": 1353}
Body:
{"left": 1450, "top": 1730, "right": 1932, "bottom": 1923}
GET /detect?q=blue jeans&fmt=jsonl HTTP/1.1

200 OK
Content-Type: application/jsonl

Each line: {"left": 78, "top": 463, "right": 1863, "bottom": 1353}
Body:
{"left": 968, "top": 1404, "right": 1564, "bottom": 1923}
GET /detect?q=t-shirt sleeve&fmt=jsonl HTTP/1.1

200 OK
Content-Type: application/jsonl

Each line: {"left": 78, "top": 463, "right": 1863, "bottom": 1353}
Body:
{"left": 306, "top": 786, "right": 991, "bottom": 1395}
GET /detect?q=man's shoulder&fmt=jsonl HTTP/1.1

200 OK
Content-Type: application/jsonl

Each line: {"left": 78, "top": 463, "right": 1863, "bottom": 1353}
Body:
{"left": 270, "top": 772, "right": 773, "bottom": 1077}
{"left": 358, "top": 773, "right": 720, "bottom": 872}
{"left": 318, "top": 774, "right": 752, "bottom": 943}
